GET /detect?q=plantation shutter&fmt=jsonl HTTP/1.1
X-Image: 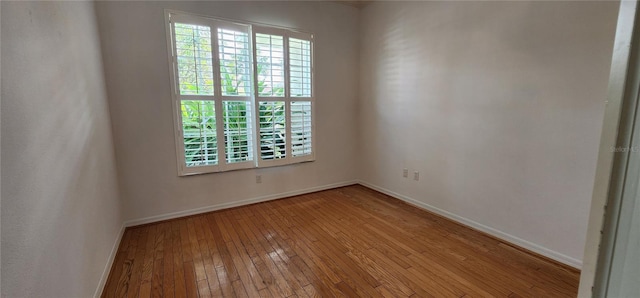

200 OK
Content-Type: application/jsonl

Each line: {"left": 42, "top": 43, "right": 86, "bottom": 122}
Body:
{"left": 253, "top": 27, "right": 314, "bottom": 167}
{"left": 168, "top": 12, "right": 313, "bottom": 175}
{"left": 216, "top": 24, "right": 254, "bottom": 167}
{"left": 170, "top": 18, "right": 219, "bottom": 175}
{"left": 253, "top": 30, "right": 287, "bottom": 165}
{"left": 288, "top": 34, "right": 313, "bottom": 159}
{"left": 289, "top": 37, "right": 312, "bottom": 98}
{"left": 169, "top": 14, "right": 254, "bottom": 175}
{"left": 291, "top": 101, "right": 312, "bottom": 157}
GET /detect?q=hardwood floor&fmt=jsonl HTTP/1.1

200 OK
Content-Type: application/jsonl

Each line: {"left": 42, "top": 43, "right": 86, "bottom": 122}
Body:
{"left": 102, "top": 185, "right": 580, "bottom": 297}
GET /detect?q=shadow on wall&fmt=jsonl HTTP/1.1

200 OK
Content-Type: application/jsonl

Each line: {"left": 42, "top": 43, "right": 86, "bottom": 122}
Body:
{"left": 1, "top": 1, "right": 123, "bottom": 297}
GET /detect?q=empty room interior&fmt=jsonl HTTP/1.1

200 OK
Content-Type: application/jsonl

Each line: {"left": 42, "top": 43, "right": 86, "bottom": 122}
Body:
{"left": 2, "top": 0, "right": 640, "bottom": 297}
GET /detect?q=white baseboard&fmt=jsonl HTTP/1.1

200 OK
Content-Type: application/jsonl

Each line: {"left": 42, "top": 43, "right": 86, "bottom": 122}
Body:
{"left": 124, "top": 180, "right": 358, "bottom": 227}
{"left": 94, "top": 179, "right": 580, "bottom": 297}
{"left": 95, "top": 180, "right": 356, "bottom": 297}
{"left": 93, "top": 222, "right": 126, "bottom": 298}
{"left": 357, "top": 180, "right": 582, "bottom": 269}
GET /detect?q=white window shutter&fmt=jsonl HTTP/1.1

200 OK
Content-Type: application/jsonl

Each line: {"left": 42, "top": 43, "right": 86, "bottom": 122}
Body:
{"left": 168, "top": 12, "right": 314, "bottom": 175}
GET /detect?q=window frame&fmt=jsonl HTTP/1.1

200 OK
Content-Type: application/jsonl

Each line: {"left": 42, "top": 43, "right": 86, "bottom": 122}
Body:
{"left": 252, "top": 26, "right": 315, "bottom": 168}
{"left": 165, "top": 10, "right": 315, "bottom": 176}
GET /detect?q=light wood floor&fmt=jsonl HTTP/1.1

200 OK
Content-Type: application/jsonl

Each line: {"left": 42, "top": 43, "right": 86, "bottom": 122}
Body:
{"left": 102, "top": 185, "right": 580, "bottom": 297}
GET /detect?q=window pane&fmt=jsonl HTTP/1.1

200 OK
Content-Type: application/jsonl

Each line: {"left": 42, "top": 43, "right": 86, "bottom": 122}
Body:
{"left": 289, "top": 38, "right": 312, "bottom": 97}
{"left": 174, "top": 23, "right": 214, "bottom": 95}
{"left": 181, "top": 100, "right": 217, "bottom": 166}
{"left": 223, "top": 101, "right": 253, "bottom": 163}
{"left": 255, "top": 33, "right": 285, "bottom": 97}
{"left": 259, "top": 101, "right": 286, "bottom": 160}
{"left": 218, "top": 29, "right": 251, "bottom": 96}
{"left": 291, "top": 101, "right": 312, "bottom": 157}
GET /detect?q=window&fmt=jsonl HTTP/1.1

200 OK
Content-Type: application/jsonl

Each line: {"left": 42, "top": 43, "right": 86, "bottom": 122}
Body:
{"left": 166, "top": 12, "right": 314, "bottom": 175}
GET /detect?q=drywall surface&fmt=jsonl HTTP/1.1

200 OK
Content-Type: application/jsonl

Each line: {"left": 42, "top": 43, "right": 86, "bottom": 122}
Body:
{"left": 95, "top": 1, "right": 359, "bottom": 221}
{"left": 1, "top": 2, "right": 123, "bottom": 297}
{"left": 359, "top": 1, "right": 618, "bottom": 265}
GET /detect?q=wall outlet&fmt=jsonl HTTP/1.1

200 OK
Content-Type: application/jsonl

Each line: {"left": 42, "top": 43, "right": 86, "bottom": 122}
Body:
{"left": 256, "top": 174, "right": 262, "bottom": 184}
{"left": 413, "top": 171, "right": 420, "bottom": 181}
{"left": 403, "top": 168, "right": 408, "bottom": 178}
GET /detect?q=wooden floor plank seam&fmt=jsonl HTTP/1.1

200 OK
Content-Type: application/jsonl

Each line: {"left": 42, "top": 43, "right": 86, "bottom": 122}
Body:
{"left": 102, "top": 185, "right": 580, "bottom": 298}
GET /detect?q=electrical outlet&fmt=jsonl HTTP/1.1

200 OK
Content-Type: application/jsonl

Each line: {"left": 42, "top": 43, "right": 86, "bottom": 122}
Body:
{"left": 403, "top": 168, "right": 408, "bottom": 178}
{"left": 413, "top": 171, "right": 419, "bottom": 181}
{"left": 256, "top": 174, "right": 262, "bottom": 184}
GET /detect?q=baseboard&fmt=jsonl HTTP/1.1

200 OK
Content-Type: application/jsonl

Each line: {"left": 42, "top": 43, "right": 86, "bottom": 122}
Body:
{"left": 101, "top": 178, "right": 579, "bottom": 298}
{"left": 357, "top": 180, "right": 583, "bottom": 270}
{"left": 124, "top": 180, "right": 358, "bottom": 227}
{"left": 93, "top": 222, "right": 126, "bottom": 298}
{"left": 97, "top": 180, "right": 356, "bottom": 296}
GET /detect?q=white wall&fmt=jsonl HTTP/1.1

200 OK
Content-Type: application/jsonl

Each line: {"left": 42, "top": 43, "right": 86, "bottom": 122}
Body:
{"left": 1, "top": 2, "right": 124, "bottom": 297}
{"left": 359, "top": 1, "right": 618, "bottom": 267}
{"left": 95, "top": 1, "right": 360, "bottom": 222}
{"left": 0, "top": 0, "right": 622, "bottom": 295}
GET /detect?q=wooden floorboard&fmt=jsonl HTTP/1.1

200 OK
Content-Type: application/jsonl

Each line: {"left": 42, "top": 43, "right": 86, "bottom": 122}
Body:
{"left": 102, "top": 185, "right": 580, "bottom": 297}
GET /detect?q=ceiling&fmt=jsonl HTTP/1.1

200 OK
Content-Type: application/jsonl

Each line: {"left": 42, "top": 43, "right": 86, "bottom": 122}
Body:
{"left": 334, "top": 0, "right": 372, "bottom": 9}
